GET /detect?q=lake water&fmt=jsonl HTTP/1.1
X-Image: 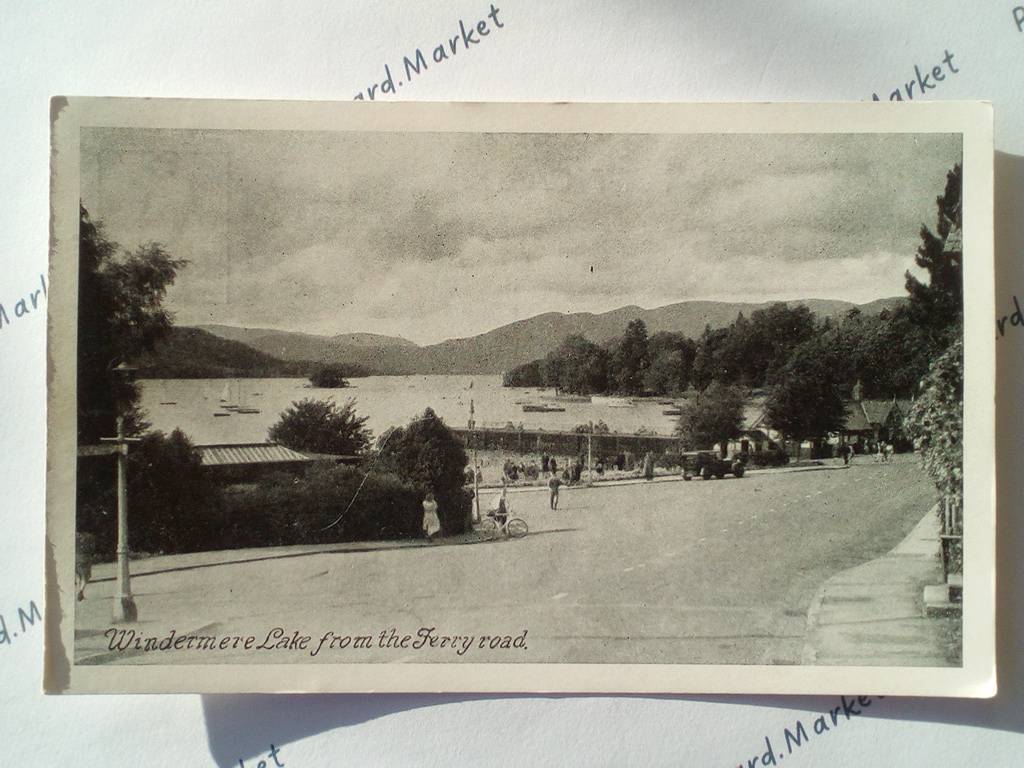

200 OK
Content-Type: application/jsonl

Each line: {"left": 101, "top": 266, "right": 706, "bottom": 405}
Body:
{"left": 138, "top": 376, "right": 682, "bottom": 445}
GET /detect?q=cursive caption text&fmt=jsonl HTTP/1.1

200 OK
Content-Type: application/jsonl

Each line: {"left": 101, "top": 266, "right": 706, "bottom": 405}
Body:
{"left": 104, "top": 625, "right": 528, "bottom": 657}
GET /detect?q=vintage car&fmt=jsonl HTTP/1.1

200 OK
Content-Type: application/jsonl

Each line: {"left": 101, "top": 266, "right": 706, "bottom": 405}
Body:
{"left": 680, "top": 450, "right": 745, "bottom": 480}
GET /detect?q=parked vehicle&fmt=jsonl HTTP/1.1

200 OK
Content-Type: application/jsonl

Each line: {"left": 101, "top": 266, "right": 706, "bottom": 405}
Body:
{"left": 681, "top": 450, "right": 745, "bottom": 480}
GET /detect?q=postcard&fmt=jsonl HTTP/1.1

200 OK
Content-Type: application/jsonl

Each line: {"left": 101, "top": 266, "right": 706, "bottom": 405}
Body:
{"left": 46, "top": 99, "right": 995, "bottom": 695}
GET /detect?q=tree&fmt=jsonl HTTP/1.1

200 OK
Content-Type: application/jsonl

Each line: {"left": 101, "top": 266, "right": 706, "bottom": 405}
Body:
{"left": 545, "top": 334, "right": 609, "bottom": 394}
{"left": 675, "top": 382, "right": 746, "bottom": 455}
{"left": 268, "top": 398, "right": 371, "bottom": 455}
{"left": 502, "top": 359, "right": 544, "bottom": 387}
{"left": 644, "top": 332, "right": 696, "bottom": 394}
{"left": 78, "top": 205, "right": 186, "bottom": 443}
{"left": 744, "top": 303, "right": 818, "bottom": 385}
{"left": 905, "top": 163, "right": 962, "bottom": 353}
{"left": 690, "top": 325, "right": 730, "bottom": 390}
{"left": 828, "top": 306, "right": 931, "bottom": 399}
{"left": 376, "top": 408, "right": 471, "bottom": 535}
{"left": 76, "top": 429, "right": 220, "bottom": 557}
{"left": 764, "top": 336, "right": 847, "bottom": 459}
{"left": 611, "top": 319, "right": 650, "bottom": 394}
{"left": 127, "top": 429, "right": 221, "bottom": 554}
{"left": 905, "top": 335, "right": 963, "bottom": 522}
{"left": 309, "top": 364, "right": 352, "bottom": 388}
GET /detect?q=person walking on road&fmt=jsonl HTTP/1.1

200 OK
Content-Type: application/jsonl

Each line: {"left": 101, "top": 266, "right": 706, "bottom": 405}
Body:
{"left": 422, "top": 490, "right": 441, "bottom": 542}
{"left": 548, "top": 473, "right": 563, "bottom": 510}
{"left": 643, "top": 452, "right": 655, "bottom": 481}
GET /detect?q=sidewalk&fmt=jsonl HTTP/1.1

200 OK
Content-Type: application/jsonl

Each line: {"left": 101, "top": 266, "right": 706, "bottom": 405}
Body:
{"left": 802, "top": 505, "right": 960, "bottom": 666}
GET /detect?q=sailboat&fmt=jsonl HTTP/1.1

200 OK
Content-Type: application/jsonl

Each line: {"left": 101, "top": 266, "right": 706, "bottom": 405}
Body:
{"left": 216, "top": 380, "right": 261, "bottom": 414}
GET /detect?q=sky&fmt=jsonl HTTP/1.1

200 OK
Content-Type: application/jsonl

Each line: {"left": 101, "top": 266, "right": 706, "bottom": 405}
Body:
{"left": 79, "top": 127, "right": 961, "bottom": 345}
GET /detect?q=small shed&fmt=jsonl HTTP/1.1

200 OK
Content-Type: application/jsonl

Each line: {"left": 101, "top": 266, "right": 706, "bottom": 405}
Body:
{"left": 197, "top": 442, "right": 314, "bottom": 483}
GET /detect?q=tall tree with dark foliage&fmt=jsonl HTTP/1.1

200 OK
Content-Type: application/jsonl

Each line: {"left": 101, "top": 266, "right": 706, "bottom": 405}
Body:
{"left": 905, "top": 163, "right": 962, "bottom": 354}
{"left": 78, "top": 205, "right": 186, "bottom": 443}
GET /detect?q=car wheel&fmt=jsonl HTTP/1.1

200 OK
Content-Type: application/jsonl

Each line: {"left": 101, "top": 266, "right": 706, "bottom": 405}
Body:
{"left": 732, "top": 463, "right": 745, "bottom": 478}
{"left": 700, "top": 466, "right": 713, "bottom": 480}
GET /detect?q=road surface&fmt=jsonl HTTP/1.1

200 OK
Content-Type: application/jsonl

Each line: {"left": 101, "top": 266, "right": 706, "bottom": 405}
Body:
{"left": 77, "top": 458, "right": 935, "bottom": 666}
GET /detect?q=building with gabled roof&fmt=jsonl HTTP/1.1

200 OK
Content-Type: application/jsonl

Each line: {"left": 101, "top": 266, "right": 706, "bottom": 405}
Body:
{"left": 840, "top": 397, "right": 913, "bottom": 450}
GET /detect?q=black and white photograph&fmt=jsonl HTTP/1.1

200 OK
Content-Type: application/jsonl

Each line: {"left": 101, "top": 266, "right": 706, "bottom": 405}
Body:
{"left": 45, "top": 100, "right": 995, "bottom": 695}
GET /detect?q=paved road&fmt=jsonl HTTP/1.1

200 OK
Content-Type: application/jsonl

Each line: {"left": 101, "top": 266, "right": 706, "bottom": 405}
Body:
{"left": 77, "top": 458, "right": 935, "bottom": 666}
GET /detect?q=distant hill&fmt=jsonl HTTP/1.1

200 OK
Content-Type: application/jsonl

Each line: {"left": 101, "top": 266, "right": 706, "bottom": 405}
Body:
{"left": 193, "top": 297, "right": 908, "bottom": 376}
{"left": 194, "top": 325, "right": 414, "bottom": 374}
{"left": 134, "top": 327, "right": 309, "bottom": 379}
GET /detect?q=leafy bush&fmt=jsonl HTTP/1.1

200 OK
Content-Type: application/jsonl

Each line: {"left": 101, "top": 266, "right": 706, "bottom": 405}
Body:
{"left": 810, "top": 442, "right": 835, "bottom": 460}
{"left": 906, "top": 336, "right": 963, "bottom": 524}
{"left": 222, "top": 465, "right": 423, "bottom": 545}
{"left": 376, "top": 408, "right": 471, "bottom": 535}
{"left": 746, "top": 447, "right": 789, "bottom": 467}
{"left": 268, "top": 398, "right": 370, "bottom": 456}
{"left": 77, "top": 428, "right": 223, "bottom": 558}
{"left": 573, "top": 420, "right": 610, "bottom": 434}
{"left": 654, "top": 452, "right": 685, "bottom": 469}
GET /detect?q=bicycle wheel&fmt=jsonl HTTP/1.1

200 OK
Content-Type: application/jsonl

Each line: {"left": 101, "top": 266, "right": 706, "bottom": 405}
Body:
{"left": 480, "top": 518, "right": 499, "bottom": 539}
{"left": 506, "top": 518, "right": 529, "bottom": 538}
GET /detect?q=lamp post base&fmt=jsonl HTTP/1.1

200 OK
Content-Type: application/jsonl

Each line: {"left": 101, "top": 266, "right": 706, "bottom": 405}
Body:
{"left": 112, "top": 594, "right": 138, "bottom": 623}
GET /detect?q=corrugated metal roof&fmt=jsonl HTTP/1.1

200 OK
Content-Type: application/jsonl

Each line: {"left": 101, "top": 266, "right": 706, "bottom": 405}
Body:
{"left": 197, "top": 443, "right": 312, "bottom": 467}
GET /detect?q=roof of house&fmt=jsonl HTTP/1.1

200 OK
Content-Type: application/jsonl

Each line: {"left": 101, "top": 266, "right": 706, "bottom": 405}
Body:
{"left": 843, "top": 399, "right": 908, "bottom": 432}
{"left": 196, "top": 442, "right": 313, "bottom": 467}
{"left": 859, "top": 399, "right": 895, "bottom": 425}
{"left": 844, "top": 402, "right": 872, "bottom": 432}
{"left": 742, "top": 395, "right": 769, "bottom": 431}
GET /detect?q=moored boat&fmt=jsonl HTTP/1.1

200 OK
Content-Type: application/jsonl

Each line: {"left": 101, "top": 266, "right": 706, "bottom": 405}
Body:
{"left": 522, "top": 403, "right": 566, "bottom": 413}
{"left": 541, "top": 393, "right": 591, "bottom": 403}
{"left": 592, "top": 395, "right": 634, "bottom": 408}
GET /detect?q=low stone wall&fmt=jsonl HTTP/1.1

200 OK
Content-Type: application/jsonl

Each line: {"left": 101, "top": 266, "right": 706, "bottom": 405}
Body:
{"left": 451, "top": 427, "right": 681, "bottom": 460}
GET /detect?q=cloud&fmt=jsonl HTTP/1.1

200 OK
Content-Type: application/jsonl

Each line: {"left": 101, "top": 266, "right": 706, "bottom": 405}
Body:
{"left": 80, "top": 127, "right": 961, "bottom": 344}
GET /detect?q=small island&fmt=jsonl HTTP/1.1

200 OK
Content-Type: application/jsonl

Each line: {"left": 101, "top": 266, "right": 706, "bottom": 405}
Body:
{"left": 309, "top": 363, "right": 365, "bottom": 388}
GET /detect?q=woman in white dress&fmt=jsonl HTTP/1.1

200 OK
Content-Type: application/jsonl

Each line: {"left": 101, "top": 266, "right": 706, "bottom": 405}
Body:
{"left": 422, "top": 490, "right": 442, "bottom": 542}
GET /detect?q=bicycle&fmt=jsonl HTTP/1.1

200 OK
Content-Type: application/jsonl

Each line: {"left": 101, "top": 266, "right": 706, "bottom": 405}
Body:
{"left": 480, "top": 512, "right": 529, "bottom": 540}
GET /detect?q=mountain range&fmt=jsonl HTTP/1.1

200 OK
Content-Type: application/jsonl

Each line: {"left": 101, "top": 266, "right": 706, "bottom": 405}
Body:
{"left": 139, "top": 296, "right": 909, "bottom": 378}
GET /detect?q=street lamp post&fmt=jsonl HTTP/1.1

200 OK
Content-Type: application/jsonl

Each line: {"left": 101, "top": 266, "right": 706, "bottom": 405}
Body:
{"left": 101, "top": 362, "right": 141, "bottom": 623}
{"left": 587, "top": 420, "right": 594, "bottom": 486}
{"left": 470, "top": 397, "right": 480, "bottom": 523}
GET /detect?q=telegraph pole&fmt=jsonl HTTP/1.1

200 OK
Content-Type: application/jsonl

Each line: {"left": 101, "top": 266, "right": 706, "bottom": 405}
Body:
{"left": 100, "top": 363, "right": 142, "bottom": 623}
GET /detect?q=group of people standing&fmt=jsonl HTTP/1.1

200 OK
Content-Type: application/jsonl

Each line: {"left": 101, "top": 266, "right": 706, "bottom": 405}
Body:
{"left": 836, "top": 441, "right": 896, "bottom": 465}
